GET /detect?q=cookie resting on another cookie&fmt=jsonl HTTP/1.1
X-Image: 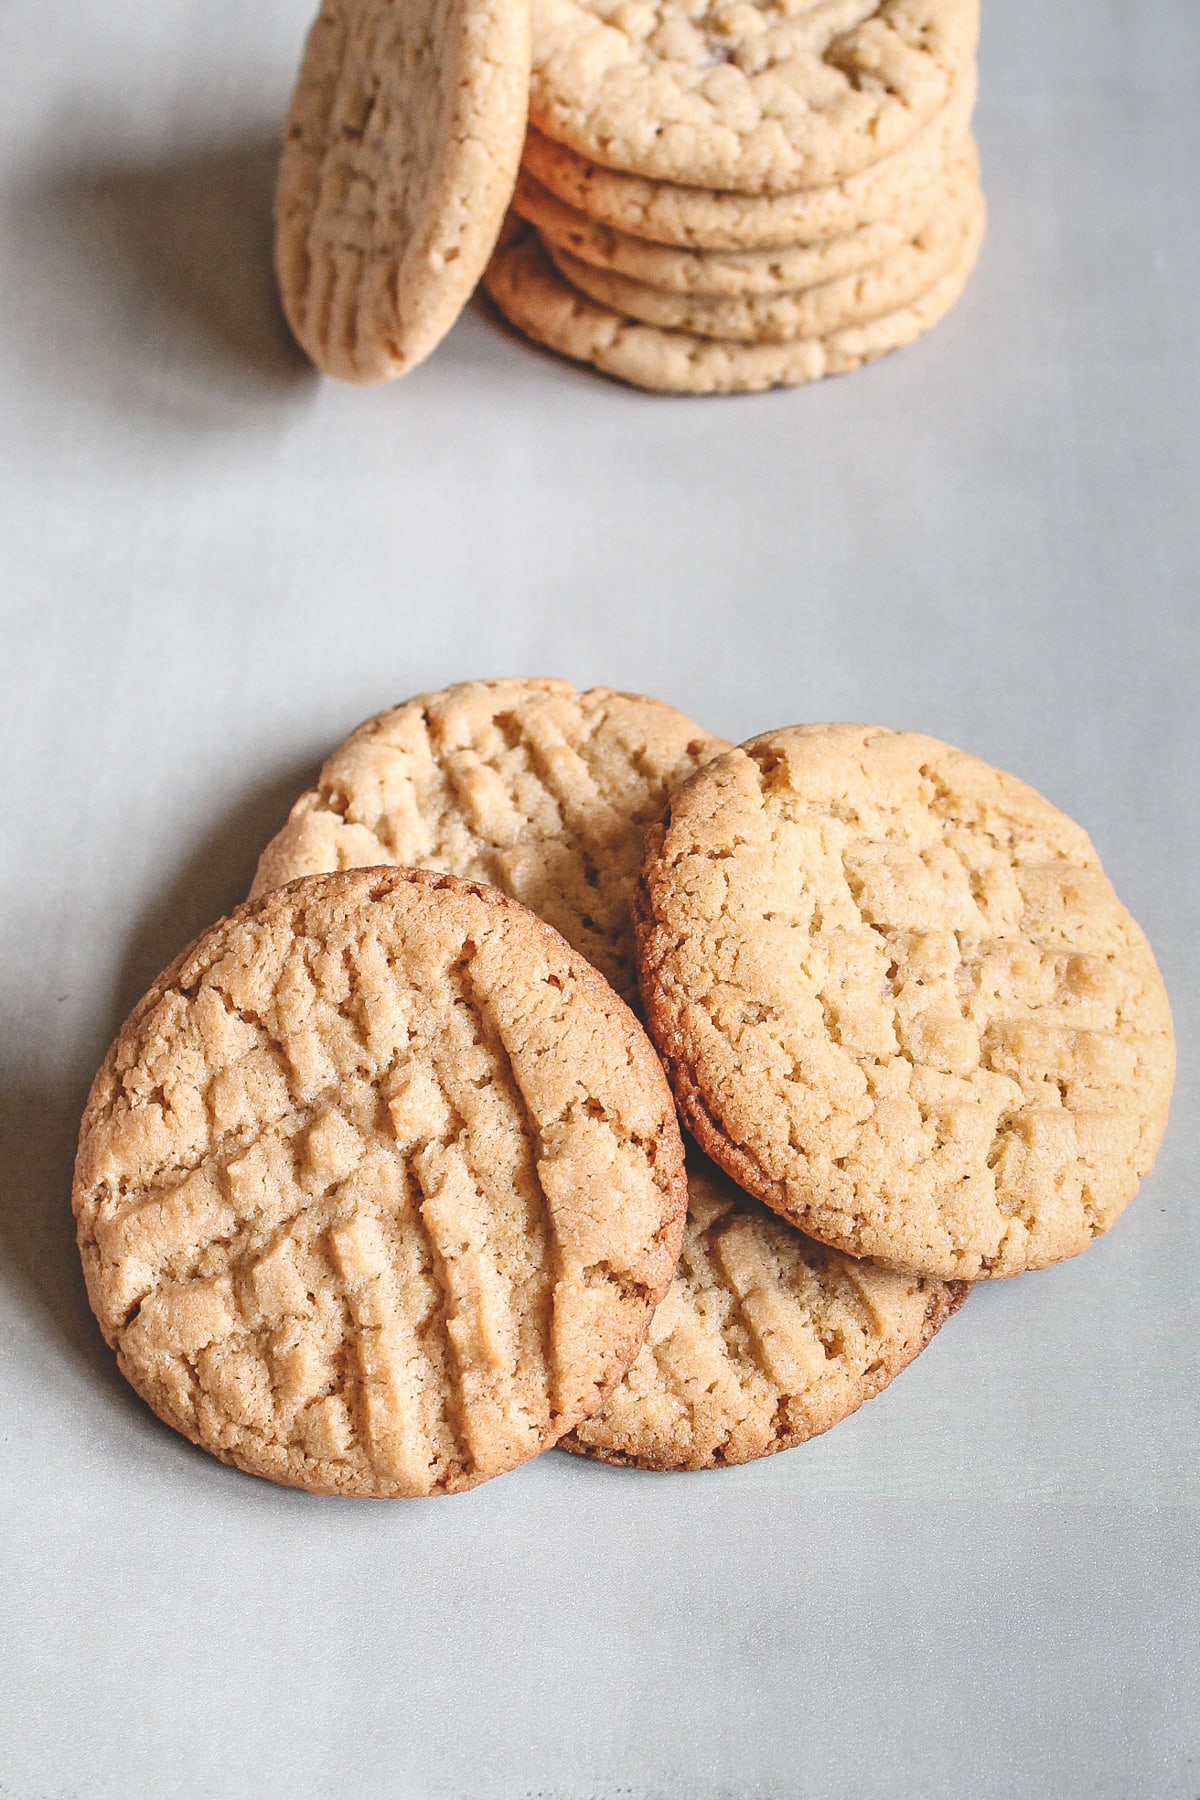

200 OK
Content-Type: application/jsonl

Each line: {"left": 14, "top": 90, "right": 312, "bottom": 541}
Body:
{"left": 634, "top": 725, "right": 1175, "bottom": 1279}
{"left": 529, "top": 0, "right": 979, "bottom": 192}
{"left": 251, "top": 679, "right": 730, "bottom": 1005}
{"left": 565, "top": 1150, "right": 968, "bottom": 1470}
{"left": 73, "top": 869, "right": 688, "bottom": 1496}
{"left": 542, "top": 144, "right": 979, "bottom": 343}
{"left": 511, "top": 150, "right": 955, "bottom": 299}
{"left": 275, "top": 0, "right": 531, "bottom": 380}
{"left": 484, "top": 209, "right": 984, "bottom": 394}
{"left": 520, "top": 72, "right": 976, "bottom": 251}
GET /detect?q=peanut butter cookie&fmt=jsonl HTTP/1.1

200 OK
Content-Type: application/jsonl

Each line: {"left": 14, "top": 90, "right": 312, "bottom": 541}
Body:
{"left": 520, "top": 71, "right": 975, "bottom": 249}
{"left": 565, "top": 1150, "right": 967, "bottom": 1469}
{"left": 251, "top": 680, "right": 729, "bottom": 1006}
{"left": 483, "top": 207, "right": 983, "bottom": 393}
{"left": 635, "top": 726, "right": 1175, "bottom": 1279}
{"left": 275, "top": 0, "right": 530, "bottom": 381}
{"left": 542, "top": 147, "right": 978, "bottom": 342}
{"left": 529, "top": 0, "right": 978, "bottom": 192}
{"left": 511, "top": 151, "right": 954, "bottom": 297}
{"left": 74, "top": 869, "right": 688, "bottom": 1495}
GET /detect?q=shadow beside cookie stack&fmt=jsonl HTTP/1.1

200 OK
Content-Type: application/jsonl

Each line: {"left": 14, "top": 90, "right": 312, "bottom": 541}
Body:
{"left": 273, "top": 0, "right": 985, "bottom": 395}
{"left": 73, "top": 683, "right": 1175, "bottom": 1491}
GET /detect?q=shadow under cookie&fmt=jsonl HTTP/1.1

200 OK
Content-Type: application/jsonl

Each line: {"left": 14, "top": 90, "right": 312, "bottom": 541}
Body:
{"left": 14, "top": 132, "right": 315, "bottom": 420}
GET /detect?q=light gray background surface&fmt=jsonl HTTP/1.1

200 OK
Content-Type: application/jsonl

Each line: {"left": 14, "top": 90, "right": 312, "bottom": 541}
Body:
{"left": 2, "top": 2, "right": 1197, "bottom": 1796}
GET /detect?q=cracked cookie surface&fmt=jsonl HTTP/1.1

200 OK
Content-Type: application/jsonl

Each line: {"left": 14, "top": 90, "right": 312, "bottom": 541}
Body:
{"left": 543, "top": 147, "right": 978, "bottom": 341}
{"left": 521, "top": 70, "right": 974, "bottom": 249}
{"left": 529, "top": 0, "right": 978, "bottom": 192}
{"left": 73, "top": 869, "right": 688, "bottom": 1496}
{"left": 565, "top": 1149, "right": 967, "bottom": 1468}
{"left": 484, "top": 207, "right": 982, "bottom": 393}
{"left": 635, "top": 726, "right": 1175, "bottom": 1278}
{"left": 275, "top": 0, "right": 530, "bottom": 381}
{"left": 251, "top": 679, "right": 729, "bottom": 1006}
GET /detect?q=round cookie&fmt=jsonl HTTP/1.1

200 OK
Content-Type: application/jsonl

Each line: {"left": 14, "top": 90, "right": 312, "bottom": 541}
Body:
{"left": 529, "top": 0, "right": 979, "bottom": 192}
{"left": 521, "top": 71, "right": 976, "bottom": 250}
{"left": 251, "top": 679, "right": 729, "bottom": 1006}
{"left": 544, "top": 151, "right": 979, "bottom": 343}
{"left": 73, "top": 868, "right": 689, "bottom": 1497}
{"left": 634, "top": 726, "right": 1176, "bottom": 1280}
{"left": 512, "top": 156, "right": 952, "bottom": 298}
{"left": 564, "top": 1150, "right": 968, "bottom": 1470}
{"left": 483, "top": 208, "right": 984, "bottom": 394}
{"left": 275, "top": 0, "right": 530, "bottom": 381}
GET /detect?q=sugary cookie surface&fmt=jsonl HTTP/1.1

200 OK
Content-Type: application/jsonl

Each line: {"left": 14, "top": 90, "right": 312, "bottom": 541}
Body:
{"left": 636, "top": 725, "right": 1175, "bottom": 1278}
{"left": 529, "top": 0, "right": 979, "bottom": 192}
{"left": 73, "top": 870, "right": 687, "bottom": 1495}
{"left": 252, "top": 679, "right": 729, "bottom": 1005}
{"left": 565, "top": 1151, "right": 966, "bottom": 1468}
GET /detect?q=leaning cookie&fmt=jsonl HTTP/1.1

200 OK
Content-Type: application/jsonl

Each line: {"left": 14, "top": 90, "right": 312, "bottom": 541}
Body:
{"left": 563, "top": 1151, "right": 968, "bottom": 1470}
{"left": 251, "top": 679, "right": 729, "bottom": 1006}
{"left": 634, "top": 726, "right": 1175, "bottom": 1280}
{"left": 275, "top": 0, "right": 530, "bottom": 380}
{"left": 73, "top": 869, "right": 688, "bottom": 1496}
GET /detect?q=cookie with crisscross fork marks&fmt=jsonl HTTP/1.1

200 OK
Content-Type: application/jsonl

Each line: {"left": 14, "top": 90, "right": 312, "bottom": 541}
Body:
{"left": 73, "top": 869, "right": 687, "bottom": 1495}
{"left": 275, "top": 0, "right": 530, "bottom": 380}
{"left": 565, "top": 1149, "right": 967, "bottom": 1469}
{"left": 635, "top": 725, "right": 1175, "bottom": 1279}
{"left": 251, "top": 679, "right": 730, "bottom": 1007}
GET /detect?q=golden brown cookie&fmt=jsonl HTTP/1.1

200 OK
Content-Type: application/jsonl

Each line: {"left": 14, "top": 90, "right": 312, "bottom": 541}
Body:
{"left": 511, "top": 153, "right": 954, "bottom": 298}
{"left": 564, "top": 1150, "right": 968, "bottom": 1469}
{"left": 483, "top": 208, "right": 983, "bottom": 393}
{"left": 275, "top": 0, "right": 530, "bottom": 381}
{"left": 541, "top": 145, "right": 979, "bottom": 342}
{"left": 73, "top": 869, "right": 688, "bottom": 1496}
{"left": 251, "top": 680, "right": 730, "bottom": 1006}
{"left": 520, "top": 70, "right": 975, "bottom": 250}
{"left": 529, "top": 0, "right": 979, "bottom": 193}
{"left": 635, "top": 726, "right": 1176, "bottom": 1279}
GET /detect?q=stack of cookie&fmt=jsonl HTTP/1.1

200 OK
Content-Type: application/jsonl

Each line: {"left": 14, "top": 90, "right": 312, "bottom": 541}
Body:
{"left": 485, "top": 0, "right": 986, "bottom": 392}
{"left": 272, "top": 0, "right": 985, "bottom": 395}
{"left": 74, "top": 683, "right": 1174, "bottom": 1493}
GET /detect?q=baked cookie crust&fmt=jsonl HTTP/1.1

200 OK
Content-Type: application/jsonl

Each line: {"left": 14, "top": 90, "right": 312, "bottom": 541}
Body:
{"left": 634, "top": 726, "right": 1175, "bottom": 1279}
{"left": 529, "top": 0, "right": 979, "bottom": 192}
{"left": 565, "top": 1150, "right": 967, "bottom": 1470}
{"left": 251, "top": 679, "right": 729, "bottom": 1006}
{"left": 521, "top": 71, "right": 975, "bottom": 249}
{"left": 542, "top": 146, "right": 979, "bottom": 342}
{"left": 483, "top": 208, "right": 983, "bottom": 393}
{"left": 74, "top": 869, "right": 688, "bottom": 1495}
{"left": 511, "top": 151, "right": 953, "bottom": 297}
{"left": 275, "top": 0, "right": 531, "bottom": 380}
